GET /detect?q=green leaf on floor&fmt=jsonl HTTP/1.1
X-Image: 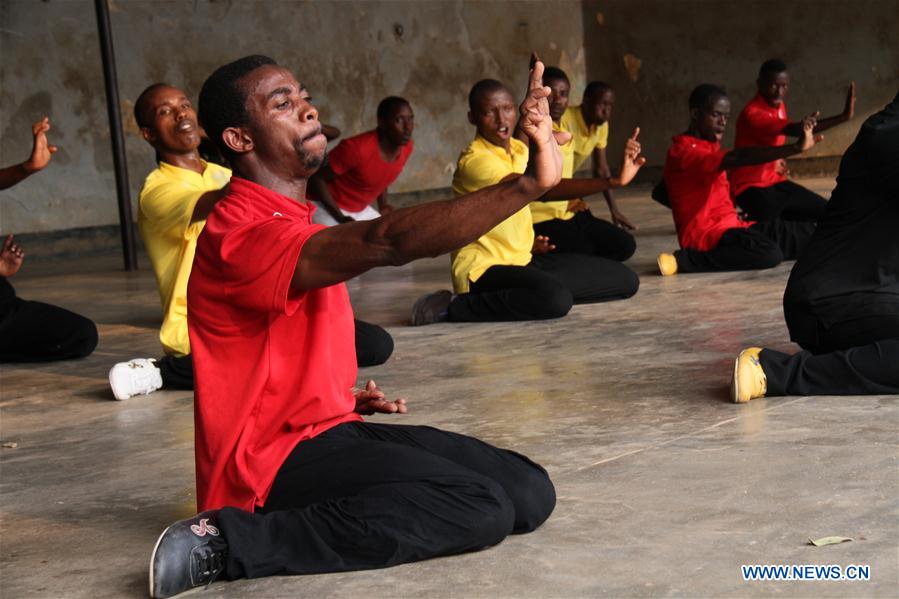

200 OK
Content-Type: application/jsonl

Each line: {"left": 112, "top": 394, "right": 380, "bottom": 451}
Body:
{"left": 808, "top": 536, "right": 852, "bottom": 547}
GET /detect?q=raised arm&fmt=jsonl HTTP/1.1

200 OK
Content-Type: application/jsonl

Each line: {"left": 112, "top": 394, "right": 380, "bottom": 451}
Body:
{"left": 539, "top": 128, "right": 645, "bottom": 201}
{"left": 190, "top": 185, "right": 230, "bottom": 223}
{"left": 293, "top": 59, "right": 565, "bottom": 290}
{"left": 0, "top": 117, "right": 58, "bottom": 190}
{"left": 307, "top": 164, "right": 353, "bottom": 223}
{"left": 722, "top": 113, "right": 820, "bottom": 170}
{"left": 783, "top": 82, "right": 855, "bottom": 137}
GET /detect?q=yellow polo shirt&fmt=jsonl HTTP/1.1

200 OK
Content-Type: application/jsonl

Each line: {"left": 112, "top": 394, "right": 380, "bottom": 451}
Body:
{"left": 137, "top": 160, "right": 231, "bottom": 356}
{"left": 529, "top": 120, "right": 576, "bottom": 224}
{"left": 560, "top": 105, "right": 608, "bottom": 172}
{"left": 450, "top": 135, "right": 533, "bottom": 294}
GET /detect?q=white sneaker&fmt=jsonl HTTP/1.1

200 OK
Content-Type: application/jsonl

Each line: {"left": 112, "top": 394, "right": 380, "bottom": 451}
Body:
{"left": 109, "top": 358, "right": 163, "bottom": 400}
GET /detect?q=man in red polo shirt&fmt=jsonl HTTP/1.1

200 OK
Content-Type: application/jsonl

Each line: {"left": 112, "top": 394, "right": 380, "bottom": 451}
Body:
{"left": 657, "top": 84, "right": 820, "bottom": 276}
{"left": 148, "top": 55, "right": 568, "bottom": 598}
{"left": 729, "top": 58, "right": 856, "bottom": 222}
{"left": 308, "top": 96, "right": 414, "bottom": 225}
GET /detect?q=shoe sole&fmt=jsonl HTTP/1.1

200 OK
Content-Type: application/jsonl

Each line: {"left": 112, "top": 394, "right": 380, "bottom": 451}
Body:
{"left": 148, "top": 522, "right": 173, "bottom": 598}
{"left": 108, "top": 368, "right": 133, "bottom": 401}
{"left": 731, "top": 353, "right": 746, "bottom": 403}
{"left": 410, "top": 291, "right": 451, "bottom": 326}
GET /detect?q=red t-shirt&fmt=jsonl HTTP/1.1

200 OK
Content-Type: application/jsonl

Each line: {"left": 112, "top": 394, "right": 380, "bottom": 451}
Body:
{"left": 664, "top": 134, "right": 752, "bottom": 251}
{"left": 188, "top": 176, "right": 361, "bottom": 512}
{"left": 322, "top": 129, "right": 413, "bottom": 213}
{"left": 729, "top": 94, "right": 788, "bottom": 197}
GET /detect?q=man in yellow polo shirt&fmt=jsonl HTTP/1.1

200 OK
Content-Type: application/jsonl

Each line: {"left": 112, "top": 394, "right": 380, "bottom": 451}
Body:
{"left": 560, "top": 80, "right": 637, "bottom": 237}
{"left": 411, "top": 78, "right": 643, "bottom": 325}
{"left": 110, "top": 84, "right": 394, "bottom": 399}
{"left": 526, "top": 68, "right": 636, "bottom": 261}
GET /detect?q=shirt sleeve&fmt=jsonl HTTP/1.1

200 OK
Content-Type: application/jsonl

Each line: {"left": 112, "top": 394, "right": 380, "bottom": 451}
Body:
{"left": 139, "top": 181, "right": 203, "bottom": 241}
{"left": 326, "top": 138, "right": 358, "bottom": 177}
{"left": 744, "top": 105, "right": 789, "bottom": 139}
{"left": 596, "top": 122, "right": 609, "bottom": 150}
{"left": 218, "top": 216, "right": 326, "bottom": 315}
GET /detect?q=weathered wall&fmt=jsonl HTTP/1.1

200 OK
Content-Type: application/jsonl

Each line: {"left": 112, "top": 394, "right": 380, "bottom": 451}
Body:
{"left": 2, "top": 0, "right": 897, "bottom": 238}
{"left": 579, "top": 0, "right": 899, "bottom": 173}
{"left": 0, "top": 0, "right": 585, "bottom": 235}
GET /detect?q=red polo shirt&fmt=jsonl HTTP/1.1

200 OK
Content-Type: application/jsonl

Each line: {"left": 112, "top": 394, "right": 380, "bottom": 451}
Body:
{"left": 188, "top": 176, "right": 361, "bottom": 512}
{"left": 729, "top": 94, "right": 788, "bottom": 197}
{"left": 664, "top": 134, "right": 752, "bottom": 251}
{"left": 321, "top": 129, "right": 414, "bottom": 213}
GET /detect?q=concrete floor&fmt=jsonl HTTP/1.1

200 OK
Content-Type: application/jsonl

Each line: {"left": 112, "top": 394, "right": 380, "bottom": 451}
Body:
{"left": 2, "top": 179, "right": 897, "bottom": 598}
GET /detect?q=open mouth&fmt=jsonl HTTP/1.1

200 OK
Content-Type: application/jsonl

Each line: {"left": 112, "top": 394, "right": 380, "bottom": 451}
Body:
{"left": 497, "top": 126, "right": 510, "bottom": 137}
{"left": 176, "top": 120, "right": 196, "bottom": 133}
{"left": 302, "top": 124, "right": 324, "bottom": 143}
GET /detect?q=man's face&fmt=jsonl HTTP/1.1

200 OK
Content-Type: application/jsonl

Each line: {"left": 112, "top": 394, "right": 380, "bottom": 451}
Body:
{"left": 379, "top": 102, "right": 414, "bottom": 146}
{"left": 759, "top": 71, "right": 789, "bottom": 107}
{"left": 584, "top": 89, "right": 614, "bottom": 125}
{"left": 469, "top": 88, "right": 516, "bottom": 148}
{"left": 692, "top": 95, "right": 731, "bottom": 142}
{"left": 240, "top": 65, "right": 327, "bottom": 176}
{"left": 142, "top": 86, "right": 200, "bottom": 154}
{"left": 546, "top": 77, "right": 570, "bottom": 122}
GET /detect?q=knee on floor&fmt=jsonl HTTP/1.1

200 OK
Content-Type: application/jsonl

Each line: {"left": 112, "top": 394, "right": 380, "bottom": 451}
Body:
{"left": 357, "top": 328, "right": 394, "bottom": 367}
{"left": 65, "top": 317, "right": 99, "bottom": 359}
{"left": 535, "top": 283, "right": 574, "bottom": 319}
{"left": 508, "top": 465, "right": 556, "bottom": 534}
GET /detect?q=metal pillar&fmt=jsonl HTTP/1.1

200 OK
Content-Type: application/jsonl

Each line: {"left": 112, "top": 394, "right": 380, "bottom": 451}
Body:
{"left": 95, "top": 0, "right": 137, "bottom": 271}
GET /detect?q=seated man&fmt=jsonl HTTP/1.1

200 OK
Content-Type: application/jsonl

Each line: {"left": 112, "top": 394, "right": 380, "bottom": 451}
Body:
{"left": 0, "top": 118, "right": 98, "bottom": 362}
{"left": 148, "top": 54, "right": 559, "bottom": 599}
{"left": 561, "top": 80, "right": 637, "bottom": 234}
{"left": 524, "top": 67, "right": 635, "bottom": 261}
{"left": 729, "top": 58, "right": 856, "bottom": 222}
{"left": 411, "top": 78, "right": 642, "bottom": 325}
{"left": 732, "top": 91, "right": 899, "bottom": 401}
{"left": 308, "top": 96, "right": 414, "bottom": 225}
{"left": 657, "top": 84, "right": 819, "bottom": 276}
{"left": 109, "top": 84, "right": 393, "bottom": 400}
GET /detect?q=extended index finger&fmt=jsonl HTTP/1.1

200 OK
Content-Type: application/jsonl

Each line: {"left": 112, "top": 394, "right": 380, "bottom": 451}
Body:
{"left": 630, "top": 127, "right": 641, "bottom": 141}
{"left": 529, "top": 59, "right": 545, "bottom": 91}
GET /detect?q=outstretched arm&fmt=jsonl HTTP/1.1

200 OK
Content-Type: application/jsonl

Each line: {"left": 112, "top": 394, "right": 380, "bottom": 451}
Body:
{"left": 783, "top": 82, "right": 855, "bottom": 136}
{"left": 293, "top": 58, "right": 564, "bottom": 290}
{"left": 539, "top": 128, "right": 645, "bottom": 201}
{"left": 722, "top": 113, "right": 820, "bottom": 170}
{"left": 0, "top": 117, "right": 58, "bottom": 190}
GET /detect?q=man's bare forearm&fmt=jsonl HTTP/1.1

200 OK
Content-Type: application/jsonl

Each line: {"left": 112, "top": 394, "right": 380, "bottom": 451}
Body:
{"left": 540, "top": 177, "right": 615, "bottom": 201}
{"left": 721, "top": 142, "right": 803, "bottom": 170}
{"left": 307, "top": 173, "right": 347, "bottom": 222}
{"left": 783, "top": 112, "right": 848, "bottom": 137}
{"left": 292, "top": 175, "right": 548, "bottom": 289}
{"left": 0, "top": 163, "right": 33, "bottom": 190}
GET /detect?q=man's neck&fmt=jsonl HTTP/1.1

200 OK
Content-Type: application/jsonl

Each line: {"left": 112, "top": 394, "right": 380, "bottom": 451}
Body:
{"left": 376, "top": 128, "right": 401, "bottom": 161}
{"left": 159, "top": 149, "right": 204, "bottom": 173}
{"left": 235, "top": 162, "right": 309, "bottom": 202}
{"left": 479, "top": 131, "right": 511, "bottom": 154}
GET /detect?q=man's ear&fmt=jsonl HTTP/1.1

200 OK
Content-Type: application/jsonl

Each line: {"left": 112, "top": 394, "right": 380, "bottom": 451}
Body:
{"left": 467, "top": 111, "right": 476, "bottom": 126}
{"left": 222, "top": 127, "right": 254, "bottom": 155}
{"left": 140, "top": 127, "right": 155, "bottom": 143}
{"left": 689, "top": 107, "right": 700, "bottom": 124}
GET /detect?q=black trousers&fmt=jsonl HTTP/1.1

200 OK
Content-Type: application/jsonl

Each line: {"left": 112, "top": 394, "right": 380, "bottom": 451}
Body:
{"left": 532, "top": 210, "right": 636, "bottom": 261}
{"left": 675, "top": 220, "right": 815, "bottom": 273}
{"left": 155, "top": 319, "right": 393, "bottom": 390}
{"left": 217, "top": 421, "right": 555, "bottom": 579}
{"left": 735, "top": 180, "right": 827, "bottom": 222}
{"left": 761, "top": 313, "right": 899, "bottom": 396}
{"left": 0, "top": 279, "right": 97, "bottom": 363}
{"left": 448, "top": 252, "right": 640, "bottom": 322}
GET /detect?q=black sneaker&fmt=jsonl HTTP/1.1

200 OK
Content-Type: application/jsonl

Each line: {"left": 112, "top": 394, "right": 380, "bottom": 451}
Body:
{"left": 410, "top": 290, "right": 452, "bottom": 326}
{"left": 149, "top": 511, "right": 228, "bottom": 598}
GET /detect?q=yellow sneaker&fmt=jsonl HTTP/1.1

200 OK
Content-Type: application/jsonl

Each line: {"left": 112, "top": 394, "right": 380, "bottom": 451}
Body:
{"left": 731, "top": 347, "right": 767, "bottom": 403}
{"left": 657, "top": 252, "right": 678, "bottom": 276}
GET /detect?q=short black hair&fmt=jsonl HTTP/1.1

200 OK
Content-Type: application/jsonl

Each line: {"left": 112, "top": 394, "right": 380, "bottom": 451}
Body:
{"left": 198, "top": 55, "right": 277, "bottom": 159}
{"left": 377, "top": 96, "right": 411, "bottom": 121}
{"left": 134, "top": 82, "right": 171, "bottom": 129}
{"left": 543, "top": 66, "right": 569, "bottom": 85}
{"left": 759, "top": 58, "right": 788, "bottom": 80}
{"left": 468, "top": 79, "right": 508, "bottom": 114}
{"left": 689, "top": 83, "right": 728, "bottom": 111}
{"left": 584, "top": 80, "right": 612, "bottom": 100}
